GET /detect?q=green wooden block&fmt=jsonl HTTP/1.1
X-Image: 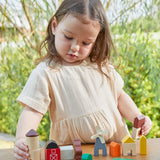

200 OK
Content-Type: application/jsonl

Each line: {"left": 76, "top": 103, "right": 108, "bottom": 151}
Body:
{"left": 81, "top": 153, "right": 92, "bottom": 160}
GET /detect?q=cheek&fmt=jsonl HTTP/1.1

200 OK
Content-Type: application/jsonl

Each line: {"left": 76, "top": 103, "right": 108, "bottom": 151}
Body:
{"left": 55, "top": 36, "right": 70, "bottom": 51}
{"left": 80, "top": 46, "right": 93, "bottom": 55}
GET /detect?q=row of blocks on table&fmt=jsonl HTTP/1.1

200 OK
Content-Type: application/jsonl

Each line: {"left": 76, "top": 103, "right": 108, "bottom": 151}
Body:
{"left": 109, "top": 135, "right": 147, "bottom": 157}
{"left": 46, "top": 145, "right": 92, "bottom": 160}
{"left": 45, "top": 139, "right": 92, "bottom": 160}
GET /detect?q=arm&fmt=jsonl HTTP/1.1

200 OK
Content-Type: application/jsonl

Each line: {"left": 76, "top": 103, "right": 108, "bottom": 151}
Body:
{"left": 117, "top": 89, "right": 141, "bottom": 123}
{"left": 117, "top": 89, "right": 152, "bottom": 135}
{"left": 14, "top": 106, "right": 43, "bottom": 160}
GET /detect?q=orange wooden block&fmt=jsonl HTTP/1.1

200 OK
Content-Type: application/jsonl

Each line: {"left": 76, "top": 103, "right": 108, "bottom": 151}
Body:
{"left": 109, "top": 141, "right": 121, "bottom": 157}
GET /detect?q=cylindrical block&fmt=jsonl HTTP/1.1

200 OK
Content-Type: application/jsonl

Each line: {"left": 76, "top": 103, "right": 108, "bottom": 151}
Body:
{"left": 25, "top": 129, "right": 40, "bottom": 160}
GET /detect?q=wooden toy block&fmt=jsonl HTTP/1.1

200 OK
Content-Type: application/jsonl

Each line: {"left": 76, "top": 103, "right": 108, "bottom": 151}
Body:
{"left": 109, "top": 141, "right": 121, "bottom": 157}
{"left": 91, "top": 126, "right": 108, "bottom": 156}
{"left": 73, "top": 139, "right": 82, "bottom": 160}
{"left": 140, "top": 135, "right": 147, "bottom": 155}
{"left": 45, "top": 140, "right": 61, "bottom": 160}
{"left": 81, "top": 153, "right": 92, "bottom": 160}
{"left": 60, "top": 145, "right": 74, "bottom": 160}
{"left": 121, "top": 135, "right": 136, "bottom": 156}
{"left": 132, "top": 115, "right": 145, "bottom": 139}
{"left": 25, "top": 129, "right": 40, "bottom": 160}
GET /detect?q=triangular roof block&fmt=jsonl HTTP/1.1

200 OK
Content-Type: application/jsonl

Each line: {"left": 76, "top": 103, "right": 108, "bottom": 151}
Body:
{"left": 121, "top": 135, "right": 135, "bottom": 143}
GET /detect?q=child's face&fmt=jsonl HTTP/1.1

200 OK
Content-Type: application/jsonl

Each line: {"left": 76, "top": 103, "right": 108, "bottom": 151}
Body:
{"left": 52, "top": 14, "right": 100, "bottom": 65}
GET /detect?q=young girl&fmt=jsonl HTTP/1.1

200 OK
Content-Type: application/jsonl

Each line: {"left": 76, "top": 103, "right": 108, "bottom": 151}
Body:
{"left": 14, "top": 0, "right": 152, "bottom": 159}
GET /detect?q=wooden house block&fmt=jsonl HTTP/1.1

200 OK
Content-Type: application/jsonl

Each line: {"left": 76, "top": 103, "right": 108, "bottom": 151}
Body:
{"left": 121, "top": 135, "right": 136, "bottom": 156}
{"left": 140, "top": 135, "right": 147, "bottom": 155}
{"left": 109, "top": 141, "right": 121, "bottom": 157}
{"left": 132, "top": 115, "right": 145, "bottom": 139}
{"left": 60, "top": 145, "right": 74, "bottom": 160}
{"left": 45, "top": 140, "right": 61, "bottom": 160}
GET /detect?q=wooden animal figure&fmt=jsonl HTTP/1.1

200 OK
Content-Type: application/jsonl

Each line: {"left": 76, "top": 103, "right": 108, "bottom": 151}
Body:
{"left": 91, "top": 126, "right": 108, "bottom": 156}
{"left": 121, "top": 135, "right": 136, "bottom": 156}
{"left": 109, "top": 141, "right": 121, "bottom": 157}
{"left": 73, "top": 139, "right": 82, "bottom": 160}
{"left": 60, "top": 145, "right": 74, "bottom": 160}
{"left": 45, "top": 140, "right": 61, "bottom": 160}
{"left": 25, "top": 129, "right": 40, "bottom": 160}
{"left": 81, "top": 153, "right": 92, "bottom": 160}
{"left": 140, "top": 135, "right": 147, "bottom": 155}
{"left": 132, "top": 115, "right": 145, "bottom": 139}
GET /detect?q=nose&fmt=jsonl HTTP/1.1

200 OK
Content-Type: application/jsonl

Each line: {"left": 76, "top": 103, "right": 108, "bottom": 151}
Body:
{"left": 71, "top": 41, "right": 80, "bottom": 53}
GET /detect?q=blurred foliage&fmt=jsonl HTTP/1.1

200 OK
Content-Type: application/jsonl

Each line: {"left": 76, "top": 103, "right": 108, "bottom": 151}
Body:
{"left": 0, "top": 0, "right": 160, "bottom": 141}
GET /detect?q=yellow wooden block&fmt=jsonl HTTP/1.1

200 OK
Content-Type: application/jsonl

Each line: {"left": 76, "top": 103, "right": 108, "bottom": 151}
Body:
{"left": 140, "top": 135, "right": 147, "bottom": 155}
{"left": 122, "top": 135, "right": 135, "bottom": 143}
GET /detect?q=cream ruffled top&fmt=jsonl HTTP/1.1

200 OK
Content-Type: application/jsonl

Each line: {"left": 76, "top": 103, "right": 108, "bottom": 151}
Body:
{"left": 17, "top": 59, "right": 129, "bottom": 145}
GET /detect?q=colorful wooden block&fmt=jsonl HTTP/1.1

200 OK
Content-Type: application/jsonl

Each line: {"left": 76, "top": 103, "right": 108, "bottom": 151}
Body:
{"left": 140, "top": 135, "right": 147, "bottom": 155}
{"left": 73, "top": 139, "right": 82, "bottom": 160}
{"left": 60, "top": 145, "right": 74, "bottom": 160}
{"left": 109, "top": 141, "right": 121, "bottom": 157}
{"left": 121, "top": 135, "right": 136, "bottom": 156}
{"left": 81, "top": 153, "right": 92, "bottom": 160}
{"left": 45, "top": 148, "right": 60, "bottom": 160}
{"left": 132, "top": 115, "right": 145, "bottom": 139}
{"left": 25, "top": 129, "right": 40, "bottom": 160}
{"left": 45, "top": 140, "right": 61, "bottom": 160}
{"left": 91, "top": 126, "right": 108, "bottom": 156}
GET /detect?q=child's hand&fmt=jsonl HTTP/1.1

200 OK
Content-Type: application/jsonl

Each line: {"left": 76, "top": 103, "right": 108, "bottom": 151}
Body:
{"left": 141, "top": 116, "right": 152, "bottom": 136}
{"left": 14, "top": 137, "right": 29, "bottom": 160}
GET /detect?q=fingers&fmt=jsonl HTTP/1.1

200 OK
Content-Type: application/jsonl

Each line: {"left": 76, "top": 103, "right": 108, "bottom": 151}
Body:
{"left": 14, "top": 138, "right": 29, "bottom": 160}
{"left": 141, "top": 116, "right": 152, "bottom": 136}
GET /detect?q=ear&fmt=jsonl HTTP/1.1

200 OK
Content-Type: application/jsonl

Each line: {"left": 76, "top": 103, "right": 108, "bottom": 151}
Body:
{"left": 51, "top": 17, "right": 58, "bottom": 35}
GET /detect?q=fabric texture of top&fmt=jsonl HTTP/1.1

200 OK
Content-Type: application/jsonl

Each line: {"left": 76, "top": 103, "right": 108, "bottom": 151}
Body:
{"left": 17, "top": 59, "right": 129, "bottom": 145}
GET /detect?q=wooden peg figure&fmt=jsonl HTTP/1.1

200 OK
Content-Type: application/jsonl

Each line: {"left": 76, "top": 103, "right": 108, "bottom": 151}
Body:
{"left": 25, "top": 129, "right": 40, "bottom": 160}
{"left": 91, "top": 126, "right": 108, "bottom": 156}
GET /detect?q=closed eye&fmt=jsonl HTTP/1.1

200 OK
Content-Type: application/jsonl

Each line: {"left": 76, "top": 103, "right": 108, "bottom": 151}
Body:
{"left": 82, "top": 42, "right": 91, "bottom": 46}
{"left": 64, "top": 35, "right": 73, "bottom": 40}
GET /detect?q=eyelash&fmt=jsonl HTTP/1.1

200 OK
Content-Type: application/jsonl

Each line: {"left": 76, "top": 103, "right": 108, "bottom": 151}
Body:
{"left": 64, "top": 35, "right": 73, "bottom": 40}
{"left": 64, "top": 34, "right": 91, "bottom": 46}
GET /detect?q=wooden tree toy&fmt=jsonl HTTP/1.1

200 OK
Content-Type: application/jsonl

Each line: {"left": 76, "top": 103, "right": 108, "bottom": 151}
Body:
{"left": 140, "top": 135, "right": 147, "bottom": 155}
{"left": 73, "top": 139, "right": 82, "bottom": 160}
{"left": 25, "top": 129, "right": 40, "bottom": 160}
{"left": 121, "top": 135, "right": 136, "bottom": 156}
{"left": 132, "top": 114, "right": 145, "bottom": 139}
{"left": 109, "top": 141, "right": 121, "bottom": 157}
{"left": 45, "top": 140, "right": 61, "bottom": 160}
{"left": 91, "top": 126, "right": 108, "bottom": 156}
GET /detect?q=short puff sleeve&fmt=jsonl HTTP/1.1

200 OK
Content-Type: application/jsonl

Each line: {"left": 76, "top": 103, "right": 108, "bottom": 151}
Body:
{"left": 17, "top": 67, "right": 50, "bottom": 114}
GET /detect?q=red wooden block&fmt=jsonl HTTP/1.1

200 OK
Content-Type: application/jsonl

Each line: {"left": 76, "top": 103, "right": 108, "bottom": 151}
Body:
{"left": 73, "top": 139, "right": 82, "bottom": 160}
{"left": 45, "top": 148, "right": 61, "bottom": 160}
{"left": 133, "top": 115, "right": 145, "bottom": 128}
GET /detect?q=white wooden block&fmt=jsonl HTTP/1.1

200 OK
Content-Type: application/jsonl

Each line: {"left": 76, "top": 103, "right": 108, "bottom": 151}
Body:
{"left": 132, "top": 127, "right": 141, "bottom": 139}
{"left": 60, "top": 145, "right": 74, "bottom": 160}
{"left": 122, "top": 143, "right": 136, "bottom": 156}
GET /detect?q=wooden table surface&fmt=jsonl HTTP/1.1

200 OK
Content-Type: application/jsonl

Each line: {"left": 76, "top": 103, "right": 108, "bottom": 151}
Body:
{"left": 0, "top": 138, "right": 160, "bottom": 160}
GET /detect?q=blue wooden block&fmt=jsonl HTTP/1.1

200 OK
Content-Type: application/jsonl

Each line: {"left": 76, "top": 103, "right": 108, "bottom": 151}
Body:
{"left": 94, "top": 137, "right": 107, "bottom": 156}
